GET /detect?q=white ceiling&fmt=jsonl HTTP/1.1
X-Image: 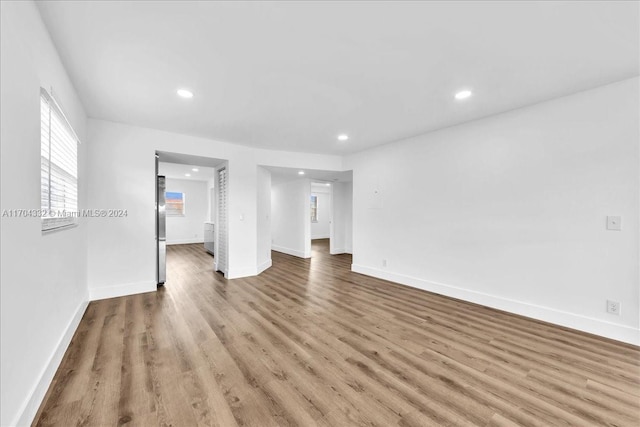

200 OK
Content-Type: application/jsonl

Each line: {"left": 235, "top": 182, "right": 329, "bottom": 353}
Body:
{"left": 37, "top": 1, "right": 639, "bottom": 155}
{"left": 158, "top": 162, "right": 216, "bottom": 182}
{"left": 265, "top": 166, "right": 352, "bottom": 186}
{"left": 157, "top": 152, "right": 224, "bottom": 181}
{"left": 311, "top": 182, "right": 334, "bottom": 193}
{"left": 157, "top": 151, "right": 225, "bottom": 168}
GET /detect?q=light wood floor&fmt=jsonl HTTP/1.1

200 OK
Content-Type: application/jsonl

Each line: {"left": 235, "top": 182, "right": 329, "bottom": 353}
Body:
{"left": 34, "top": 240, "right": 640, "bottom": 426}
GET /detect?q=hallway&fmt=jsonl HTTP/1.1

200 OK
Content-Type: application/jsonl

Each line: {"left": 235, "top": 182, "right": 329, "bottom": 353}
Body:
{"left": 34, "top": 242, "right": 639, "bottom": 426}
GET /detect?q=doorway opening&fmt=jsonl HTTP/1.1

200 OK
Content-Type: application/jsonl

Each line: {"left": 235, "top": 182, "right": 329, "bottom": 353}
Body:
{"left": 310, "top": 181, "right": 332, "bottom": 259}
{"left": 155, "top": 151, "right": 227, "bottom": 285}
{"left": 264, "top": 166, "right": 353, "bottom": 264}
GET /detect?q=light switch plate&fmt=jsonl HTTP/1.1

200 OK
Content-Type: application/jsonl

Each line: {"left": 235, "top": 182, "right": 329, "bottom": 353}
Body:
{"left": 607, "top": 216, "right": 622, "bottom": 231}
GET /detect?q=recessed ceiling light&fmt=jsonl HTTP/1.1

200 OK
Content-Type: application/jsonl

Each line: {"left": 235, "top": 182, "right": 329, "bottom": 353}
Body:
{"left": 177, "top": 88, "right": 194, "bottom": 98}
{"left": 298, "top": 171, "right": 305, "bottom": 175}
{"left": 185, "top": 173, "right": 191, "bottom": 177}
{"left": 337, "top": 134, "right": 349, "bottom": 141}
{"left": 454, "top": 90, "right": 472, "bottom": 100}
{"left": 192, "top": 168, "right": 199, "bottom": 172}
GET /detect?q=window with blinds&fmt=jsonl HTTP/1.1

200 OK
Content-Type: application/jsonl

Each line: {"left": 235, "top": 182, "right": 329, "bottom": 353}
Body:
{"left": 41, "top": 88, "right": 79, "bottom": 231}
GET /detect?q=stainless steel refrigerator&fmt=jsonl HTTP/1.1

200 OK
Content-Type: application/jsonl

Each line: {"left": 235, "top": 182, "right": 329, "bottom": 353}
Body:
{"left": 157, "top": 175, "right": 166, "bottom": 285}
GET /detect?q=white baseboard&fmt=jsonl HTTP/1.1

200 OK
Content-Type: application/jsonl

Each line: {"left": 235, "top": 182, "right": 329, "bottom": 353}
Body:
{"left": 226, "top": 267, "right": 256, "bottom": 279}
{"left": 89, "top": 280, "right": 157, "bottom": 301}
{"left": 312, "top": 235, "right": 330, "bottom": 240}
{"left": 272, "top": 245, "right": 310, "bottom": 259}
{"left": 214, "top": 260, "right": 272, "bottom": 279}
{"left": 167, "top": 238, "right": 204, "bottom": 245}
{"left": 351, "top": 264, "right": 640, "bottom": 346}
{"left": 330, "top": 248, "right": 353, "bottom": 255}
{"left": 257, "top": 259, "right": 272, "bottom": 274}
{"left": 14, "top": 299, "right": 89, "bottom": 427}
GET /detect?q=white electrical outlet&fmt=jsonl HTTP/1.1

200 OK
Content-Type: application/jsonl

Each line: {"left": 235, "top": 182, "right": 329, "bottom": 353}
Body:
{"left": 606, "top": 300, "right": 621, "bottom": 315}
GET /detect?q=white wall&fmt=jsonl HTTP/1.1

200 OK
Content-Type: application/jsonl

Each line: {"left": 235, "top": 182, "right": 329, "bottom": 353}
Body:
{"left": 86, "top": 118, "right": 342, "bottom": 295}
{"left": 257, "top": 167, "right": 272, "bottom": 272}
{"left": 344, "top": 183, "right": 353, "bottom": 253}
{"left": 331, "top": 182, "right": 353, "bottom": 254}
{"left": 164, "top": 178, "right": 208, "bottom": 245}
{"left": 0, "top": 2, "right": 89, "bottom": 426}
{"left": 271, "top": 179, "right": 311, "bottom": 258}
{"left": 311, "top": 187, "right": 331, "bottom": 239}
{"left": 2, "top": 9, "right": 634, "bottom": 427}
{"left": 346, "top": 77, "right": 640, "bottom": 345}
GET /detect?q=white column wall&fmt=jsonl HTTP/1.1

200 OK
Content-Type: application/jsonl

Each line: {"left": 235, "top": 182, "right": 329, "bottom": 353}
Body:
{"left": 330, "top": 182, "right": 353, "bottom": 255}
{"left": 271, "top": 179, "right": 312, "bottom": 258}
{"left": 257, "top": 166, "right": 273, "bottom": 272}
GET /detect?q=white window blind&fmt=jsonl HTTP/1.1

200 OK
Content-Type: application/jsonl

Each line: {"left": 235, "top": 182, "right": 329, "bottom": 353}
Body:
{"left": 217, "top": 167, "right": 228, "bottom": 274}
{"left": 41, "top": 88, "right": 79, "bottom": 231}
{"left": 310, "top": 195, "right": 318, "bottom": 222}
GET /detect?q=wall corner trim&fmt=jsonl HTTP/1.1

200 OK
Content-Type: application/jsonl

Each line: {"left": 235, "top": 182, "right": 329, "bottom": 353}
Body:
{"left": 14, "top": 299, "right": 89, "bottom": 427}
{"left": 227, "top": 268, "right": 258, "bottom": 279}
{"left": 311, "top": 234, "right": 330, "bottom": 240}
{"left": 271, "top": 245, "right": 311, "bottom": 259}
{"left": 257, "top": 259, "right": 273, "bottom": 275}
{"left": 167, "top": 239, "right": 205, "bottom": 245}
{"left": 351, "top": 264, "right": 640, "bottom": 346}
{"left": 89, "top": 281, "right": 157, "bottom": 301}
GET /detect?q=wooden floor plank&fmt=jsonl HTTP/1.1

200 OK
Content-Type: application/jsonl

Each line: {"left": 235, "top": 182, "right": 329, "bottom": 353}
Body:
{"left": 34, "top": 240, "right": 640, "bottom": 426}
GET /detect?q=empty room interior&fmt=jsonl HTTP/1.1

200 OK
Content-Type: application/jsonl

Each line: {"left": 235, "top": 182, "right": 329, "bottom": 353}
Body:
{"left": 1, "top": 1, "right": 639, "bottom": 426}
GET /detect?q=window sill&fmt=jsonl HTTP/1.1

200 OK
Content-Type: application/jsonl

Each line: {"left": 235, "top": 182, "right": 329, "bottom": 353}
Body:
{"left": 42, "top": 223, "right": 79, "bottom": 235}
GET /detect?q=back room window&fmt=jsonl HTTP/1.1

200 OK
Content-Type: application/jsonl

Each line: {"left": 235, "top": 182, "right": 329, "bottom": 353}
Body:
{"left": 166, "top": 191, "right": 185, "bottom": 216}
